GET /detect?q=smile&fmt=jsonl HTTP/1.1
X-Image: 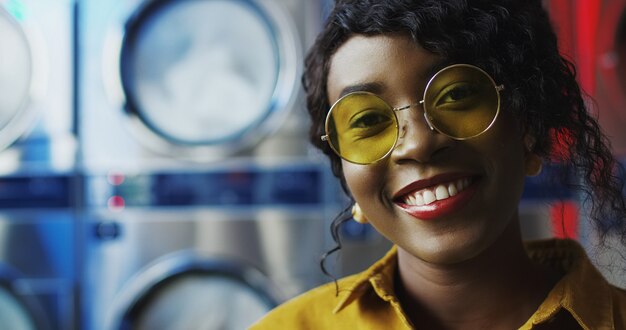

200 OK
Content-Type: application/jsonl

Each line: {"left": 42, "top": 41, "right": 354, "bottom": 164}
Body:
{"left": 394, "top": 175, "right": 479, "bottom": 221}
{"left": 402, "top": 177, "right": 472, "bottom": 206}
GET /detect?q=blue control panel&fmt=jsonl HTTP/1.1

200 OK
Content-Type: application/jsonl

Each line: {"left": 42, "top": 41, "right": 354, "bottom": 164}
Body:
{"left": 88, "top": 164, "right": 328, "bottom": 208}
{"left": 0, "top": 174, "right": 75, "bottom": 208}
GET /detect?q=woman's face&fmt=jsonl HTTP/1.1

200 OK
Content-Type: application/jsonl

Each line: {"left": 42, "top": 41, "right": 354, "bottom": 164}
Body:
{"left": 327, "top": 34, "right": 530, "bottom": 264}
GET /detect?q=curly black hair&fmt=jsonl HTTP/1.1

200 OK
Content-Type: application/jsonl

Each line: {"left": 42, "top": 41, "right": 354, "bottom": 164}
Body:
{"left": 303, "top": 0, "right": 626, "bottom": 277}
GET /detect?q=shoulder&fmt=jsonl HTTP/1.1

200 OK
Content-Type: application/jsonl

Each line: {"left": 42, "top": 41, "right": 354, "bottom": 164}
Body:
{"left": 525, "top": 239, "right": 626, "bottom": 328}
{"left": 611, "top": 284, "right": 626, "bottom": 328}
{"left": 249, "top": 274, "right": 360, "bottom": 330}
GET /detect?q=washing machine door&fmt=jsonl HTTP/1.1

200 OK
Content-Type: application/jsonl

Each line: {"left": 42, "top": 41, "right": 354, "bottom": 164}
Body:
{"left": 0, "top": 266, "right": 50, "bottom": 330}
{"left": 108, "top": 252, "right": 279, "bottom": 330}
{"left": 0, "top": 6, "right": 36, "bottom": 151}
{"left": 118, "top": 0, "right": 301, "bottom": 159}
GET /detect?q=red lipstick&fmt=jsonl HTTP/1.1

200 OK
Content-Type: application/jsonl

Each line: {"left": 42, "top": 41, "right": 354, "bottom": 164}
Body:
{"left": 394, "top": 174, "right": 479, "bottom": 221}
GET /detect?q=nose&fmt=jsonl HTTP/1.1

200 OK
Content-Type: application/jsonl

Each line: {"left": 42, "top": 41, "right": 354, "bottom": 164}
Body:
{"left": 390, "top": 108, "right": 452, "bottom": 163}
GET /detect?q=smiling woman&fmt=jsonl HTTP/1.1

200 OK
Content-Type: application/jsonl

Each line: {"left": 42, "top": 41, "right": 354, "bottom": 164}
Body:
{"left": 250, "top": 1, "right": 626, "bottom": 329}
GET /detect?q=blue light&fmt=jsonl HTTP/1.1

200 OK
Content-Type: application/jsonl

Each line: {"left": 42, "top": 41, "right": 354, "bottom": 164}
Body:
{"left": 6, "top": 0, "right": 25, "bottom": 21}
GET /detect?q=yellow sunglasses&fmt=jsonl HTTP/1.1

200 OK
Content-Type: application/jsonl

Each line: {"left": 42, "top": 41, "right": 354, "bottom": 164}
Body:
{"left": 321, "top": 64, "right": 504, "bottom": 164}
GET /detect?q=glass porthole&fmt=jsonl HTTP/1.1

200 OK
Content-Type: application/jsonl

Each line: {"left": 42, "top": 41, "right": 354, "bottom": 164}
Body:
{"left": 120, "top": 0, "right": 298, "bottom": 149}
{"left": 0, "top": 7, "right": 33, "bottom": 150}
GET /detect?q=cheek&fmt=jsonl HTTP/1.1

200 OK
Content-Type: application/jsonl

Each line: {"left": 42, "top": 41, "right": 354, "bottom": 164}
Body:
{"left": 476, "top": 114, "right": 526, "bottom": 169}
{"left": 494, "top": 126, "right": 526, "bottom": 175}
{"left": 342, "top": 161, "right": 387, "bottom": 202}
{"left": 342, "top": 161, "right": 398, "bottom": 239}
{"left": 477, "top": 117, "right": 527, "bottom": 205}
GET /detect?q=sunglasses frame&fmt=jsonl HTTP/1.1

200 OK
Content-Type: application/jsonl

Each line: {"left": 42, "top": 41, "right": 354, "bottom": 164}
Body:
{"left": 321, "top": 64, "right": 504, "bottom": 165}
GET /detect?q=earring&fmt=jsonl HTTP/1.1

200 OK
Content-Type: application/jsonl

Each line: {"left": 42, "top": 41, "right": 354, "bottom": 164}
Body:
{"left": 525, "top": 154, "right": 543, "bottom": 176}
{"left": 351, "top": 203, "right": 369, "bottom": 224}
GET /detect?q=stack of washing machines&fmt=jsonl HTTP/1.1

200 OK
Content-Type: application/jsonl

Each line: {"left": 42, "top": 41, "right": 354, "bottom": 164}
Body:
{"left": 0, "top": 0, "right": 350, "bottom": 329}
{"left": 77, "top": 0, "right": 346, "bottom": 329}
{"left": 0, "top": 0, "right": 77, "bottom": 329}
{"left": 10, "top": 1, "right": 626, "bottom": 329}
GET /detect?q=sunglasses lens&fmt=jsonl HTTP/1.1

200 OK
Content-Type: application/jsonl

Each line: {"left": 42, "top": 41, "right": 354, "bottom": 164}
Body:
{"left": 423, "top": 65, "right": 500, "bottom": 139}
{"left": 326, "top": 92, "right": 398, "bottom": 164}
{"left": 323, "top": 65, "right": 501, "bottom": 164}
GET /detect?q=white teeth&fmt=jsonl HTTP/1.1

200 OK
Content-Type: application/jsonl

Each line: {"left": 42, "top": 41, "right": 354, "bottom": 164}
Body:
{"left": 435, "top": 185, "right": 449, "bottom": 200}
{"left": 402, "top": 177, "right": 473, "bottom": 206}
{"left": 422, "top": 190, "right": 436, "bottom": 204}
{"left": 415, "top": 193, "right": 424, "bottom": 206}
{"left": 448, "top": 183, "right": 458, "bottom": 196}
{"left": 456, "top": 180, "right": 464, "bottom": 191}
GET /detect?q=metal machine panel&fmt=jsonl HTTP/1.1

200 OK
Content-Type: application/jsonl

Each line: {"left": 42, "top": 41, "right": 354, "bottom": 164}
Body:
{"left": 0, "top": 174, "right": 77, "bottom": 330}
{"left": 82, "top": 164, "right": 334, "bottom": 330}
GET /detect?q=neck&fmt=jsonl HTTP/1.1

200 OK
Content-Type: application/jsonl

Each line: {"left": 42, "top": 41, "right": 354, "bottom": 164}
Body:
{"left": 395, "top": 220, "right": 559, "bottom": 329}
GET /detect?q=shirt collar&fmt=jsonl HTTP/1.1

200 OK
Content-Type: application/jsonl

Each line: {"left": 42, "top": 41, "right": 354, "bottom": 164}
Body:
{"left": 333, "top": 245, "right": 398, "bottom": 313}
{"left": 332, "top": 239, "right": 616, "bottom": 329}
{"left": 523, "top": 239, "right": 614, "bottom": 329}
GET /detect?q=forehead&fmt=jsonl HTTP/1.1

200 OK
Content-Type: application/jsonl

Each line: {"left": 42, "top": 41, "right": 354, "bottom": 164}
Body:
{"left": 327, "top": 34, "right": 442, "bottom": 102}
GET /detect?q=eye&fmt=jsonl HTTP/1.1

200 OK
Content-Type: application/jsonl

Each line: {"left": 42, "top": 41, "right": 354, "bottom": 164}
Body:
{"left": 349, "top": 109, "right": 393, "bottom": 129}
{"left": 434, "top": 82, "right": 480, "bottom": 109}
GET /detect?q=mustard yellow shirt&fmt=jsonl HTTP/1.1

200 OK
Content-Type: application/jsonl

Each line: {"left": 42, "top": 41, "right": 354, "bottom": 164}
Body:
{"left": 250, "top": 239, "right": 626, "bottom": 329}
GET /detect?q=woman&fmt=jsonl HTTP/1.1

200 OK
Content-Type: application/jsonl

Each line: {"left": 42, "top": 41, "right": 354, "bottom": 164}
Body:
{"left": 251, "top": 0, "right": 626, "bottom": 329}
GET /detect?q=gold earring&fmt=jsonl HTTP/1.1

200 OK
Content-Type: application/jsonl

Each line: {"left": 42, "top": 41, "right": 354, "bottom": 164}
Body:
{"left": 525, "top": 154, "right": 543, "bottom": 176}
{"left": 351, "top": 203, "right": 369, "bottom": 224}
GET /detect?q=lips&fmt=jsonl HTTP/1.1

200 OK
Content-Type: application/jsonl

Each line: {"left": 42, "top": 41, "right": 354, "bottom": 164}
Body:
{"left": 401, "top": 177, "right": 472, "bottom": 206}
{"left": 393, "top": 174, "right": 479, "bottom": 221}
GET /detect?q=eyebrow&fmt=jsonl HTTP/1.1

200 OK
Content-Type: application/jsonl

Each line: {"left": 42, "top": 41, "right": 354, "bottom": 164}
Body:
{"left": 336, "top": 59, "right": 454, "bottom": 99}
{"left": 338, "top": 82, "right": 385, "bottom": 98}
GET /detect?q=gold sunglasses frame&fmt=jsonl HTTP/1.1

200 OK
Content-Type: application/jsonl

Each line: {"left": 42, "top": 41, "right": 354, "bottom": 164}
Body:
{"left": 321, "top": 64, "right": 504, "bottom": 164}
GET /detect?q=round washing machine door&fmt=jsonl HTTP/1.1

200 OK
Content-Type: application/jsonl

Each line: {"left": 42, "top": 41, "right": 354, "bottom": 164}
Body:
{"left": 0, "top": 266, "right": 51, "bottom": 330}
{"left": 0, "top": 286, "right": 39, "bottom": 330}
{"left": 0, "top": 6, "right": 36, "bottom": 152}
{"left": 118, "top": 0, "right": 301, "bottom": 159}
{"left": 108, "top": 252, "right": 279, "bottom": 330}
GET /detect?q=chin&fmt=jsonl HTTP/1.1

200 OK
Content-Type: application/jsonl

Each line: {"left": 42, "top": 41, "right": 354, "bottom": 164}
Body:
{"left": 407, "top": 234, "right": 495, "bottom": 265}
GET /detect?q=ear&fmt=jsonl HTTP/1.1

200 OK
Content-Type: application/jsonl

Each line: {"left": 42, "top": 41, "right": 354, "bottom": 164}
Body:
{"left": 523, "top": 134, "right": 543, "bottom": 177}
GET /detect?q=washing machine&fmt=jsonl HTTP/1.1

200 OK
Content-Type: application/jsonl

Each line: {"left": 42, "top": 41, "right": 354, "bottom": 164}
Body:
{"left": 0, "top": 1, "right": 78, "bottom": 329}
{"left": 77, "top": 0, "right": 334, "bottom": 329}
{"left": 81, "top": 164, "right": 337, "bottom": 330}
{"left": 0, "top": 0, "right": 76, "bottom": 173}
{"left": 0, "top": 174, "right": 77, "bottom": 330}
{"left": 78, "top": 0, "right": 322, "bottom": 170}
